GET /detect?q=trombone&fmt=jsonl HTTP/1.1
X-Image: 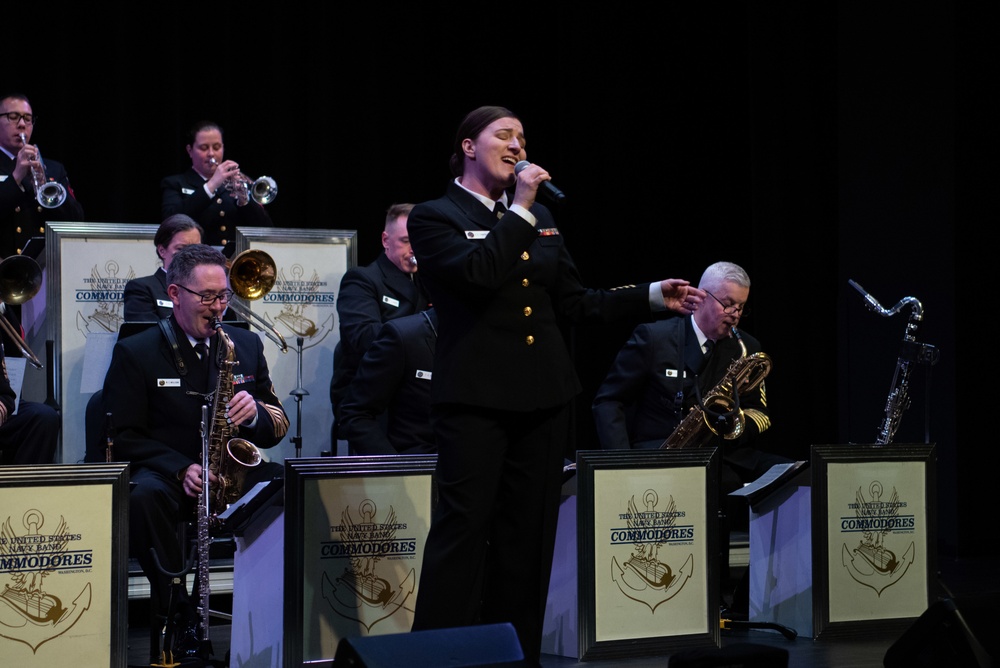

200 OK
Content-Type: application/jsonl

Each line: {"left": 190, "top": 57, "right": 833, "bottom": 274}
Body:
{"left": 0, "top": 255, "right": 44, "bottom": 368}
{"left": 226, "top": 249, "right": 288, "bottom": 353}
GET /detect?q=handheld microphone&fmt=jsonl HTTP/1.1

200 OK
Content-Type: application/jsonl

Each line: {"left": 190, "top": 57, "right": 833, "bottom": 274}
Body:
{"left": 515, "top": 160, "right": 566, "bottom": 202}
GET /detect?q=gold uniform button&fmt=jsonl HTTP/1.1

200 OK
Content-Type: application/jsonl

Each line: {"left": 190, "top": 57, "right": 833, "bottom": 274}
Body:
{"left": 520, "top": 251, "right": 530, "bottom": 261}
{"left": 221, "top": 239, "right": 228, "bottom": 246}
{"left": 216, "top": 198, "right": 224, "bottom": 205}
{"left": 37, "top": 225, "right": 44, "bottom": 234}
{"left": 219, "top": 210, "right": 226, "bottom": 217}
{"left": 220, "top": 225, "right": 227, "bottom": 232}
{"left": 14, "top": 206, "right": 21, "bottom": 213}
{"left": 521, "top": 278, "right": 530, "bottom": 287}
{"left": 525, "top": 335, "right": 535, "bottom": 346}
{"left": 15, "top": 226, "right": 22, "bottom": 234}
{"left": 523, "top": 307, "right": 532, "bottom": 317}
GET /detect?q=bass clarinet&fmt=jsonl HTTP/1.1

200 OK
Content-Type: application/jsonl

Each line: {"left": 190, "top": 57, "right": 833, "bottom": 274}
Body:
{"left": 849, "top": 279, "right": 939, "bottom": 445}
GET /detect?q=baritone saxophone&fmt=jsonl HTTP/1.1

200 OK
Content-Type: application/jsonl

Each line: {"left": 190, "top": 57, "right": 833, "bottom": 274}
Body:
{"left": 661, "top": 327, "right": 772, "bottom": 450}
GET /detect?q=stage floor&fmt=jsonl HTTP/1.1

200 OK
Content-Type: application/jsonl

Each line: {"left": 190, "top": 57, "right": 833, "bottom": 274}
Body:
{"left": 126, "top": 555, "right": 998, "bottom": 667}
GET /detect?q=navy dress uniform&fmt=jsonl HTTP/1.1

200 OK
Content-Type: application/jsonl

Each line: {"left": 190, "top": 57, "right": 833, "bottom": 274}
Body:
{"left": 408, "top": 181, "right": 660, "bottom": 661}
{"left": 160, "top": 168, "right": 272, "bottom": 257}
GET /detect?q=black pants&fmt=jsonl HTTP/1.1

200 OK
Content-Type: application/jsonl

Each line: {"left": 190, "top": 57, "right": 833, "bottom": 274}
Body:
{"left": 412, "top": 402, "right": 570, "bottom": 665}
{"left": 0, "top": 400, "right": 60, "bottom": 464}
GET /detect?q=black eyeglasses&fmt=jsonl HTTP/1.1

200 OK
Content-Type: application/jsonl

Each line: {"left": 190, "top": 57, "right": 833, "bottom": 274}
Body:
{"left": 177, "top": 284, "right": 233, "bottom": 305}
{"left": 705, "top": 289, "right": 749, "bottom": 316}
{"left": 1, "top": 112, "right": 34, "bottom": 125}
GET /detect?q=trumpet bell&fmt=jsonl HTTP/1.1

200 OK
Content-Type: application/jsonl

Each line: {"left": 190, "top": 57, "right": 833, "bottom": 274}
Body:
{"left": 38, "top": 182, "right": 68, "bottom": 209}
{"left": 251, "top": 176, "right": 278, "bottom": 205}
{"left": 0, "top": 255, "right": 43, "bottom": 305}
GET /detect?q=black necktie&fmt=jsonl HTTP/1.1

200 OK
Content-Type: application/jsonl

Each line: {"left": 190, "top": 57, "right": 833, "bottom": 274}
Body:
{"left": 493, "top": 201, "right": 507, "bottom": 219}
{"left": 195, "top": 341, "right": 210, "bottom": 374}
{"left": 698, "top": 339, "right": 714, "bottom": 374}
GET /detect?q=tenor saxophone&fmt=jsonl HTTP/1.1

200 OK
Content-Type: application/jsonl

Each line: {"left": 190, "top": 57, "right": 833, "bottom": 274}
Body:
{"left": 661, "top": 327, "right": 772, "bottom": 450}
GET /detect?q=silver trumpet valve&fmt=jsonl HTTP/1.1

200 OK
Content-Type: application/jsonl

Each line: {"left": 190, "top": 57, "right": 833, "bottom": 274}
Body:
{"left": 210, "top": 156, "right": 277, "bottom": 207}
{"left": 19, "top": 133, "right": 67, "bottom": 209}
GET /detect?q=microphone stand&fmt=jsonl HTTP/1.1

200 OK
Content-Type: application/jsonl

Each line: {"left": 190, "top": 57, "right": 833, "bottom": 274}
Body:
{"left": 289, "top": 337, "right": 308, "bottom": 457}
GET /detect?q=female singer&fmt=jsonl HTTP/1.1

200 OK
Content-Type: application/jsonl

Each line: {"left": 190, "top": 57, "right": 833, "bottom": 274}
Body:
{"left": 407, "top": 104, "right": 704, "bottom": 663}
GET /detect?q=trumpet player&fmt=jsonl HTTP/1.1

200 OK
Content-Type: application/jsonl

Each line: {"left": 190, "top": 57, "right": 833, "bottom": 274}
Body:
{"left": 0, "top": 91, "right": 84, "bottom": 259}
{"left": 160, "top": 119, "right": 274, "bottom": 258}
{"left": 103, "top": 243, "right": 288, "bottom": 662}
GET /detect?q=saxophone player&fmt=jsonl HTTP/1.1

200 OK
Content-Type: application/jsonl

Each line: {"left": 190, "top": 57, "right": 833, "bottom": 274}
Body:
{"left": 102, "top": 243, "right": 288, "bottom": 663}
{"left": 592, "top": 261, "right": 791, "bottom": 609}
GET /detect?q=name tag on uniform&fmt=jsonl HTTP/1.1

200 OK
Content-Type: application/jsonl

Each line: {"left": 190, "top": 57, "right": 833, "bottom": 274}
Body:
{"left": 156, "top": 299, "right": 173, "bottom": 308}
{"left": 415, "top": 369, "right": 432, "bottom": 380}
{"left": 158, "top": 378, "right": 181, "bottom": 387}
{"left": 382, "top": 295, "right": 400, "bottom": 308}
{"left": 465, "top": 230, "right": 490, "bottom": 239}
{"left": 665, "top": 369, "right": 679, "bottom": 378}
{"left": 181, "top": 187, "right": 195, "bottom": 195}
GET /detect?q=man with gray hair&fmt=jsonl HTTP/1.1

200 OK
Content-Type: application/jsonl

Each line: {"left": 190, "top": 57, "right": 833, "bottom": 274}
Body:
{"left": 593, "top": 260, "right": 789, "bottom": 609}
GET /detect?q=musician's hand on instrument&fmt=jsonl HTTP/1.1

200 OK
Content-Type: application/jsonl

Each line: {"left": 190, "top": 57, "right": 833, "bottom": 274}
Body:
{"left": 660, "top": 279, "right": 705, "bottom": 315}
{"left": 206, "top": 159, "right": 239, "bottom": 193}
{"left": 12, "top": 146, "right": 33, "bottom": 183}
{"left": 226, "top": 390, "right": 258, "bottom": 427}
{"left": 180, "top": 464, "right": 219, "bottom": 498}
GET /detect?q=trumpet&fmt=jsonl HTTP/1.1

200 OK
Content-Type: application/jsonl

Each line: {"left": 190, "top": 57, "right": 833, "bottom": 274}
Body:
{"left": 19, "top": 133, "right": 67, "bottom": 209}
{"left": 210, "top": 157, "right": 278, "bottom": 207}
{"left": 0, "top": 254, "right": 44, "bottom": 368}
{"left": 226, "top": 249, "right": 288, "bottom": 353}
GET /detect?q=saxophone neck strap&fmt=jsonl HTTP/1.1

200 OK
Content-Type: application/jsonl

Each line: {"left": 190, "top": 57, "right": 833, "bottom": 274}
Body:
{"left": 158, "top": 317, "right": 188, "bottom": 376}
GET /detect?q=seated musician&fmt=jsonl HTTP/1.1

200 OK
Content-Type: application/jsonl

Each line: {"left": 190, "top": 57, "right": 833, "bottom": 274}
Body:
{"left": 592, "top": 261, "right": 790, "bottom": 609}
{"left": 0, "top": 336, "right": 59, "bottom": 465}
{"left": 103, "top": 244, "right": 287, "bottom": 663}
{"left": 122, "top": 214, "right": 203, "bottom": 322}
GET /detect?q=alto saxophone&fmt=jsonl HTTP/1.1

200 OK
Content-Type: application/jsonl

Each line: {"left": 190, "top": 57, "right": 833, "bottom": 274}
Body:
{"left": 205, "top": 318, "right": 264, "bottom": 520}
{"left": 189, "top": 320, "right": 265, "bottom": 660}
{"left": 661, "top": 327, "right": 772, "bottom": 450}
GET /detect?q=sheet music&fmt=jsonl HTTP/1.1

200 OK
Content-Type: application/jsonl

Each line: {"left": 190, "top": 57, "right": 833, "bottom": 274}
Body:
{"left": 80, "top": 331, "right": 118, "bottom": 393}
{"left": 6, "top": 357, "right": 26, "bottom": 414}
{"left": 729, "top": 460, "right": 808, "bottom": 504}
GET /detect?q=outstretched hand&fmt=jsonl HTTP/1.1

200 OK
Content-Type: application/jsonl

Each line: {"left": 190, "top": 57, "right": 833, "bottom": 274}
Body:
{"left": 659, "top": 279, "right": 706, "bottom": 315}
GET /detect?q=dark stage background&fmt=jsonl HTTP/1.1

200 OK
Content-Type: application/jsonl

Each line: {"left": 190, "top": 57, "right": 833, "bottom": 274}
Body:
{"left": 13, "top": 5, "right": 982, "bottom": 556}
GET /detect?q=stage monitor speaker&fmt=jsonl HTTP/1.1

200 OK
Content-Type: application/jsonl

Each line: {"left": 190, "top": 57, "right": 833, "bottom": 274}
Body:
{"left": 668, "top": 642, "right": 789, "bottom": 667}
{"left": 333, "top": 623, "right": 525, "bottom": 667}
{"left": 883, "top": 597, "right": 995, "bottom": 668}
